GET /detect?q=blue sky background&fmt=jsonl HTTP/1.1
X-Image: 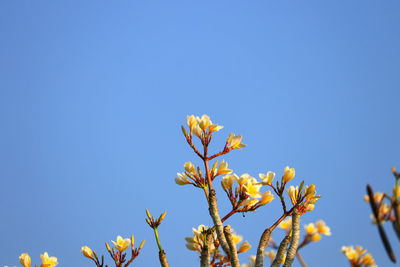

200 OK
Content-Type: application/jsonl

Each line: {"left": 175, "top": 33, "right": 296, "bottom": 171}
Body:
{"left": 1, "top": 1, "right": 400, "bottom": 266}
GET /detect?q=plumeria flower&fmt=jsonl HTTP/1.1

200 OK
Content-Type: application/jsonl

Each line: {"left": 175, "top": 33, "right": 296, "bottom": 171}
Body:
{"left": 341, "top": 245, "right": 377, "bottom": 267}
{"left": 81, "top": 246, "right": 94, "bottom": 259}
{"left": 40, "top": 252, "right": 58, "bottom": 267}
{"left": 112, "top": 235, "right": 131, "bottom": 252}
{"left": 259, "top": 171, "right": 275, "bottom": 185}
{"left": 19, "top": 253, "right": 31, "bottom": 267}
{"left": 279, "top": 217, "right": 292, "bottom": 232}
{"left": 227, "top": 133, "right": 246, "bottom": 149}
{"left": 282, "top": 166, "right": 295, "bottom": 183}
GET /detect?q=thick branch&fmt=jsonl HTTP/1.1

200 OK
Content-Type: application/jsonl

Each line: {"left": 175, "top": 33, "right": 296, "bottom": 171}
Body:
{"left": 208, "top": 190, "right": 231, "bottom": 256}
{"left": 223, "top": 226, "right": 240, "bottom": 267}
{"left": 200, "top": 233, "right": 213, "bottom": 267}
{"left": 283, "top": 211, "right": 300, "bottom": 267}
{"left": 271, "top": 234, "right": 291, "bottom": 267}
{"left": 158, "top": 250, "right": 170, "bottom": 267}
{"left": 254, "top": 228, "right": 271, "bottom": 267}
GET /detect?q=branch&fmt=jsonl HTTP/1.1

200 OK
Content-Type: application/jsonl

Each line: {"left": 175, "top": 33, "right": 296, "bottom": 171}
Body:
{"left": 200, "top": 232, "right": 213, "bottom": 267}
{"left": 283, "top": 211, "right": 300, "bottom": 267}
{"left": 296, "top": 252, "right": 308, "bottom": 267}
{"left": 223, "top": 226, "right": 240, "bottom": 267}
{"left": 271, "top": 234, "right": 291, "bottom": 267}
{"left": 367, "top": 184, "right": 396, "bottom": 263}
{"left": 208, "top": 189, "right": 231, "bottom": 256}
{"left": 158, "top": 250, "right": 170, "bottom": 267}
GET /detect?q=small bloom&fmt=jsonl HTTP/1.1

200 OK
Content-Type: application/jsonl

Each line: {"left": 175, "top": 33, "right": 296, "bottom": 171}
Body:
{"left": 186, "top": 115, "right": 198, "bottom": 133}
{"left": 184, "top": 162, "right": 196, "bottom": 174}
{"left": 304, "top": 223, "right": 317, "bottom": 235}
{"left": 282, "top": 166, "right": 295, "bottom": 183}
{"left": 81, "top": 246, "right": 94, "bottom": 259}
{"left": 279, "top": 217, "right": 292, "bottom": 231}
{"left": 311, "top": 233, "right": 322, "bottom": 242}
{"left": 198, "top": 115, "right": 212, "bottom": 131}
{"left": 237, "top": 241, "right": 251, "bottom": 253}
{"left": 216, "top": 160, "right": 232, "bottom": 176}
{"left": 19, "top": 253, "right": 31, "bottom": 267}
{"left": 227, "top": 133, "right": 246, "bottom": 149}
{"left": 259, "top": 171, "right": 275, "bottom": 185}
{"left": 315, "top": 220, "right": 331, "bottom": 236}
{"left": 221, "top": 174, "right": 237, "bottom": 190}
{"left": 259, "top": 191, "right": 274, "bottom": 205}
{"left": 287, "top": 186, "right": 299, "bottom": 205}
{"left": 175, "top": 173, "right": 192, "bottom": 185}
{"left": 112, "top": 236, "right": 131, "bottom": 252}
{"left": 236, "top": 173, "right": 253, "bottom": 187}
{"left": 243, "top": 180, "right": 262, "bottom": 198}
{"left": 40, "top": 252, "right": 58, "bottom": 267}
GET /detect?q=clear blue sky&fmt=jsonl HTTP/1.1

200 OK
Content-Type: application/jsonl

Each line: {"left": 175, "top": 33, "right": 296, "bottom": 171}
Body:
{"left": 1, "top": 1, "right": 399, "bottom": 266}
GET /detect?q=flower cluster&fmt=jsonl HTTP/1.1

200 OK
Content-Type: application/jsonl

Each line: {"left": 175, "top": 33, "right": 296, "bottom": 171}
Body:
{"left": 341, "top": 246, "right": 377, "bottom": 267}
{"left": 274, "top": 218, "right": 331, "bottom": 249}
{"left": 287, "top": 183, "right": 320, "bottom": 214}
{"left": 221, "top": 173, "right": 274, "bottom": 212}
{"left": 186, "top": 225, "right": 250, "bottom": 252}
{"left": 185, "top": 224, "right": 251, "bottom": 267}
{"left": 81, "top": 235, "right": 145, "bottom": 267}
{"left": 17, "top": 252, "right": 58, "bottom": 267}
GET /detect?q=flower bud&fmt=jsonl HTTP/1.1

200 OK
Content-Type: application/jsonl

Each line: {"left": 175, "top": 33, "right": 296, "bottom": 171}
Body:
{"left": 81, "top": 246, "right": 94, "bottom": 259}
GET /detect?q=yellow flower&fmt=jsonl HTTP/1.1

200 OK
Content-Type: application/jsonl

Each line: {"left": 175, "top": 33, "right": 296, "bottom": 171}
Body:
{"left": 186, "top": 115, "right": 198, "bottom": 133}
{"left": 175, "top": 173, "right": 191, "bottom": 185}
{"left": 243, "top": 179, "right": 262, "bottom": 198}
{"left": 112, "top": 235, "right": 131, "bottom": 252}
{"left": 192, "top": 125, "right": 203, "bottom": 138}
{"left": 259, "top": 171, "right": 275, "bottom": 185}
{"left": 227, "top": 133, "right": 246, "bottom": 149}
{"left": 236, "top": 173, "right": 253, "bottom": 187}
{"left": 184, "top": 161, "right": 196, "bottom": 174}
{"left": 216, "top": 160, "right": 232, "bottom": 176}
{"left": 311, "top": 233, "right": 322, "bottom": 242}
{"left": 287, "top": 186, "right": 299, "bottom": 205}
{"left": 40, "top": 252, "right": 58, "bottom": 267}
{"left": 241, "top": 198, "right": 259, "bottom": 209}
{"left": 221, "top": 174, "right": 237, "bottom": 190}
{"left": 315, "top": 220, "right": 331, "bottom": 236}
{"left": 342, "top": 246, "right": 358, "bottom": 260}
{"left": 230, "top": 229, "right": 243, "bottom": 244}
{"left": 237, "top": 241, "right": 251, "bottom": 253}
{"left": 304, "top": 223, "right": 317, "bottom": 235}
{"left": 282, "top": 166, "right": 295, "bottom": 183}
{"left": 305, "top": 184, "right": 316, "bottom": 199}
{"left": 360, "top": 253, "right": 377, "bottom": 267}
{"left": 81, "top": 246, "right": 94, "bottom": 259}
{"left": 259, "top": 191, "right": 274, "bottom": 205}
{"left": 198, "top": 115, "right": 212, "bottom": 131}
{"left": 278, "top": 217, "right": 292, "bottom": 231}
{"left": 363, "top": 192, "right": 384, "bottom": 203}
{"left": 185, "top": 225, "right": 217, "bottom": 253}
{"left": 209, "top": 124, "right": 223, "bottom": 133}
{"left": 19, "top": 253, "right": 31, "bottom": 267}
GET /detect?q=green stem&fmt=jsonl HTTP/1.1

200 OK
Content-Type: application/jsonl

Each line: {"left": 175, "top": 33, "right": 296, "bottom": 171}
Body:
{"left": 154, "top": 228, "right": 163, "bottom": 251}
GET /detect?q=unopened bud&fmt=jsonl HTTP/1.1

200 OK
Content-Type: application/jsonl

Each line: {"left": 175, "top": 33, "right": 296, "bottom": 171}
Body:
{"left": 139, "top": 240, "right": 146, "bottom": 249}
{"left": 146, "top": 209, "right": 152, "bottom": 219}
{"left": 131, "top": 234, "right": 135, "bottom": 248}
{"left": 105, "top": 242, "right": 111, "bottom": 252}
{"left": 159, "top": 211, "right": 167, "bottom": 222}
